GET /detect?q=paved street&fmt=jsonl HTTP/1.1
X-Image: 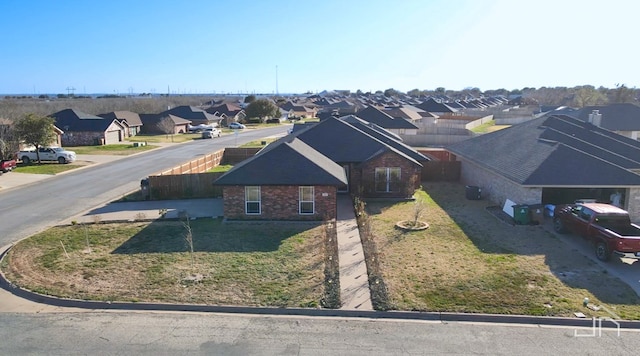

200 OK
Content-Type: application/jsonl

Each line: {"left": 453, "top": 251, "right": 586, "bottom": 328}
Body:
{"left": 1, "top": 311, "right": 638, "bottom": 355}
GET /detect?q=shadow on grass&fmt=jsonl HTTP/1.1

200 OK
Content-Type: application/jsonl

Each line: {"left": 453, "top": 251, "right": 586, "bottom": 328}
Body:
{"left": 422, "top": 181, "right": 640, "bottom": 309}
{"left": 112, "top": 219, "right": 310, "bottom": 254}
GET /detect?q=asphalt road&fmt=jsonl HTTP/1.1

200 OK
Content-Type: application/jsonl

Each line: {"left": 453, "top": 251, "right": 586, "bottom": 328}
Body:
{"left": 2, "top": 312, "right": 638, "bottom": 355}
{"left": 0, "top": 126, "right": 289, "bottom": 245}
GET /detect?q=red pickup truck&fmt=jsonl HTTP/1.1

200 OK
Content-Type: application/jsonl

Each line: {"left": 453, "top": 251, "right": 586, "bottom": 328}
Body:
{"left": 553, "top": 202, "right": 640, "bottom": 261}
{"left": 0, "top": 159, "right": 16, "bottom": 174}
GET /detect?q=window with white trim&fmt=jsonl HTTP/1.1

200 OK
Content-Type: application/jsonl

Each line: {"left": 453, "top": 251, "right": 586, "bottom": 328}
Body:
{"left": 375, "top": 167, "right": 401, "bottom": 192}
{"left": 299, "top": 186, "right": 314, "bottom": 214}
{"left": 245, "top": 186, "right": 261, "bottom": 214}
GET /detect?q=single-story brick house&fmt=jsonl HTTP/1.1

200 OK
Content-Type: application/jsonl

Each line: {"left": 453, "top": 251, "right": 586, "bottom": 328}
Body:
{"left": 447, "top": 114, "right": 640, "bottom": 221}
{"left": 50, "top": 109, "right": 126, "bottom": 146}
{"left": 214, "top": 137, "right": 347, "bottom": 220}
{"left": 139, "top": 114, "right": 191, "bottom": 134}
{"left": 99, "top": 111, "right": 143, "bottom": 137}
{"left": 293, "top": 116, "right": 428, "bottom": 198}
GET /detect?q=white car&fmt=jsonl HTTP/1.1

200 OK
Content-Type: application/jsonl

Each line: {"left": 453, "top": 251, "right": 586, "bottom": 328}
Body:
{"left": 229, "top": 122, "right": 246, "bottom": 129}
{"left": 202, "top": 128, "right": 221, "bottom": 138}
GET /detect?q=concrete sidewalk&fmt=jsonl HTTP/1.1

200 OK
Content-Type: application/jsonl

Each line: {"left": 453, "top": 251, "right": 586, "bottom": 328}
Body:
{"left": 336, "top": 195, "right": 373, "bottom": 310}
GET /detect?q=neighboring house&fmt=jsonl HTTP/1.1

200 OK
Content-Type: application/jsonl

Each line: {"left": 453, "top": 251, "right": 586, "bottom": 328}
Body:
{"left": 355, "top": 106, "right": 419, "bottom": 135}
{"left": 160, "top": 106, "right": 222, "bottom": 127}
{"left": 570, "top": 103, "right": 640, "bottom": 140}
{"left": 214, "top": 137, "right": 347, "bottom": 221}
{"left": 416, "top": 98, "right": 458, "bottom": 115}
{"left": 139, "top": 114, "right": 191, "bottom": 134}
{"left": 281, "top": 101, "right": 317, "bottom": 118}
{"left": 447, "top": 114, "right": 640, "bottom": 221}
{"left": 205, "top": 103, "right": 246, "bottom": 125}
{"left": 99, "top": 111, "right": 143, "bottom": 137}
{"left": 50, "top": 109, "right": 126, "bottom": 146}
{"left": 292, "top": 116, "right": 427, "bottom": 198}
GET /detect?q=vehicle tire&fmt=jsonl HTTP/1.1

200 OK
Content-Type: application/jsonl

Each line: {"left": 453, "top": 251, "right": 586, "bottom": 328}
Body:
{"left": 21, "top": 156, "right": 30, "bottom": 165}
{"left": 553, "top": 218, "right": 567, "bottom": 234}
{"left": 58, "top": 157, "right": 66, "bottom": 164}
{"left": 595, "top": 241, "right": 611, "bottom": 262}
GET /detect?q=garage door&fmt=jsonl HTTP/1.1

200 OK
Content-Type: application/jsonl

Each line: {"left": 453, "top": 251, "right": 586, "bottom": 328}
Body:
{"left": 105, "top": 130, "right": 121, "bottom": 145}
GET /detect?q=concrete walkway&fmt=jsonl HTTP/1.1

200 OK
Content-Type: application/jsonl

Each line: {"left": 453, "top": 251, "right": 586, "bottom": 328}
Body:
{"left": 336, "top": 195, "right": 373, "bottom": 310}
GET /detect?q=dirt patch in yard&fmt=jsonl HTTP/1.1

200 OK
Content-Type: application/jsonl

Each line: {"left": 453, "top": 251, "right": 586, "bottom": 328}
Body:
{"left": 364, "top": 182, "right": 640, "bottom": 319}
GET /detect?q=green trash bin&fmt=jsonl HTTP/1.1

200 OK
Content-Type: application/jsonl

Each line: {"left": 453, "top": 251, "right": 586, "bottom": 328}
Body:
{"left": 512, "top": 204, "right": 530, "bottom": 225}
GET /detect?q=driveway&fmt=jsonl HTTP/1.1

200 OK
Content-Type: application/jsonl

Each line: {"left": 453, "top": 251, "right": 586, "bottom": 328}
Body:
{"left": 65, "top": 198, "right": 224, "bottom": 224}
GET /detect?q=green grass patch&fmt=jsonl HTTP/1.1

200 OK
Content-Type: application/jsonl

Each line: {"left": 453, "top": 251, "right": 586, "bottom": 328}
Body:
{"left": 13, "top": 163, "right": 84, "bottom": 175}
{"left": 470, "top": 120, "right": 496, "bottom": 133}
{"left": 208, "top": 164, "right": 233, "bottom": 173}
{"left": 125, "top": 133, "right": 200, "bottom": 143}
{"left": 2, "top": 220, "right": 327, "bottom": 308}
{"left": 66, "top": 144, "right": 157, "bottom": 155}
{"left": 240, "top": 138, "right": 278, "bottom": 148}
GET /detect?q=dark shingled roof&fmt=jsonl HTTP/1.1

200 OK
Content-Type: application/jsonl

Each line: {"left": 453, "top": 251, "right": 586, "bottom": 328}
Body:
{"left": 416, "top": 98, "right": 457, "bottom": 113}
{"left": 160, "top": 106, "right": 220, "bottom": 123}
{"left": 214, "top": 137, "right": 347, "bottom": 186}
{"left": 570, "top": 103, "right": 640, "bottom": 131}
{"left": 50, "top": 108, "right": 120, "bottom": 132}
{"left": 293, "top": 117, "right": 421, "bottom": 166}
{"left": 340, "top": 115, "right": 430, "bottom": 163}
{"left": 353, "top": 106, "right": 418, "bottom": 129}
{"left": 99, "top": 111, "right": 143, "bottom": 127}
{"left": 447, "top": 114, "right": 640, "bottom": 186}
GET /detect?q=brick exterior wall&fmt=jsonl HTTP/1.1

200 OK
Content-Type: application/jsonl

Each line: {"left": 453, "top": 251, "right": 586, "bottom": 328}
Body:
{"left": 459, "top": 158, "right": 542, "bottom": 206}
{"left": 627, "top": 187, "right": 640, "bottom": 223}
{"left": 61, "top": 131, "right": 106, "bottom": 146}
{"left": 222, "top": 185, "right": 337, "bottom": 221}
{"left": 353, "top": 151, "right": 421, "bottom": 198}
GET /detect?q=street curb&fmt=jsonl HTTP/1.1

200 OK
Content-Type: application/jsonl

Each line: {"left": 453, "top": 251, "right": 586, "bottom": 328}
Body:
{"left": 1, "top": 245, "right": 639, "bottom": 329}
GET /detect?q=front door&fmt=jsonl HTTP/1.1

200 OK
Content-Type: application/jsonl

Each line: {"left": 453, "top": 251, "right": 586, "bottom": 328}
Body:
{"left": 338, "top": 164, "right": 349, "bottom": 193}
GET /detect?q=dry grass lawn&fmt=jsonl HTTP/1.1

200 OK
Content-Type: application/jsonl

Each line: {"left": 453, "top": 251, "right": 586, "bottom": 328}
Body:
{"left": 365, "top": 182, "right": 640, "bottom": 319}
{"left": 2, "top": 219, "right": 327, "bottom": 308}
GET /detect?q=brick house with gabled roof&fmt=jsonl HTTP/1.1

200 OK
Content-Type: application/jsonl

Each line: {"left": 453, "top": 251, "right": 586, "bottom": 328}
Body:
{"left": 50, "top": 109, "right": 126, "bottom": 146}
{"left": 99, "top": 111, "right": 143, "bottom": 137}
{"left": 293, "top": 116, "right": 428, "bottom": 198}
{"left": 447, "top": 114, "right": 640, "bottom": 220}
{"left": 215, "top": 137, "right": 347, "bottom": 220}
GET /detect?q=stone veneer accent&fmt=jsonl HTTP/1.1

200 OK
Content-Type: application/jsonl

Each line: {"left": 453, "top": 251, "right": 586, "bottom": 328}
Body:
{"left": 223, "top": 185, "right": 337, "bottom": 221}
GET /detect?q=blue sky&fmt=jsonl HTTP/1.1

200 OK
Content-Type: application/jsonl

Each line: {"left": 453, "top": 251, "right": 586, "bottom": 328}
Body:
{"left": 1, "top": 0, "right": 638, "bottom": 94}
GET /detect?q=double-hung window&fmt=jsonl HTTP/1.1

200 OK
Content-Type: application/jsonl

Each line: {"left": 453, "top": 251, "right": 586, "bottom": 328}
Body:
{"left": 299, "top": 186, "right": 314, "bottom": 214}
{"left": 245, "top": 186, "right": 261, "bottom": 215}
{"left": 375, "top": 167, "right": 401, "bottom": 192}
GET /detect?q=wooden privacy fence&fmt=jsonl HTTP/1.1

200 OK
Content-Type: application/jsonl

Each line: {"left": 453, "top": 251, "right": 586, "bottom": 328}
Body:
{"left": 157, "top": 150, "right": 225, "bottom": 175}
{"left": 421, "top": 161, "right": 461, "bottom": 181}
{"left": 146, "top": 148, "right": 261, "bottom": 200}
{"left": 148, "top": 172, "right": 225, "bottom": 200}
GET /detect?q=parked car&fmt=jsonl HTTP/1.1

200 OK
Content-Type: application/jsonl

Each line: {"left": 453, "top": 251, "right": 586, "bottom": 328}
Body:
{"left": 1, "top": 159, "right": 17, "bottom": 174}
{"left": 18, "top": 147, "right": 76, "bottom": 164}
{"left": 202, "top": 128, "right": 221, "bottom": 139}
{"left": 553, "top": 202, "right": 640, "bottom": 261}
{"left": 229, "top": 122, "right": 246, "bottom": 130}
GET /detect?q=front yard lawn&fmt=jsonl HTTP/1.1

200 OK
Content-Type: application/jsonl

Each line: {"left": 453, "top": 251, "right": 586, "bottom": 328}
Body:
{"left": 13, "top": 163, "right": 85, "bottom": 175}
{"left": 362, "top": 182, "right": 640, "bottom": 319}
{"left": 66, "top": 144, "right": 157, "bottom": 155}
{"left": 125, "top": 133, "right": 200, "bottom": 143}
{"left": 1, "top": 219, "right": 328, "bottom": 307}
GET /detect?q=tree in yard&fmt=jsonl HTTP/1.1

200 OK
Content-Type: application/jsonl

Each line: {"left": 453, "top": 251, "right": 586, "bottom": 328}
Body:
{"left": 244, "top": 95, "right": 256, "bottom": 104}
{"left": 156, "top": 116, "right": 176, "bottom": 142}
{"left": 0, "top": 121, "right": 19, "bottom": 160}
{"left": 572, "top": 85, "right": 606, "bottom": 107}
{"left": 13, "top": 113, "right": 57, "bottom": 164}
{"left": 609, "top": 84, "right": 637, "bottom": 104}
{"left": 245, "top": 99, "right": 279, "bottom": 123}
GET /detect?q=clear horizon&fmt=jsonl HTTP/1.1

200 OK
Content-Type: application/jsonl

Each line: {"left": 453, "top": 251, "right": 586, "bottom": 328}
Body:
{"left": 1, "top": 0, "right": 638, "bottom": 94}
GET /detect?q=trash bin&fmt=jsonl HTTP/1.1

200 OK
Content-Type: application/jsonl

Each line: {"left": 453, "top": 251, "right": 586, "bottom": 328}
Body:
{"left": 529, "top": 204, "right": 544, "bottom": 225}
{"left": 512, "top": 204, "right": 530, "bottom": 225}
{"left": 465, "top": 185, "right": 481, "bottom": 200}
{"left": 140, "top": 178, "right": 150, "bottom": 200}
